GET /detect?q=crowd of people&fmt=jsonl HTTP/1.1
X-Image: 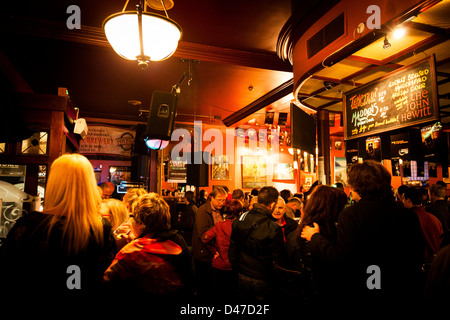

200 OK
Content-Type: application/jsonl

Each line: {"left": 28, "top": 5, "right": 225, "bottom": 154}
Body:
{"left": 1, "top": 154, "right": 449, "bottom": 312}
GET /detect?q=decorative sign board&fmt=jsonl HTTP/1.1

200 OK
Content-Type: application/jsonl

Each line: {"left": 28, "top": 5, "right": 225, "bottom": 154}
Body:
{"left": 344, "top": 56, "right": 438, "bottom": 140}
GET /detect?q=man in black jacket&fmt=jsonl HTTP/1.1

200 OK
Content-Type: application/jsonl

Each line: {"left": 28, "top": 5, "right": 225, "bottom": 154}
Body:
{"left": 229, "top": 186, "right": 284, "bottom": 301}
{"left": 426, "top": 183, "right": 449, "bottom": 233}
{"left": 301, "top": 160, "right": 424, "bottom": 306}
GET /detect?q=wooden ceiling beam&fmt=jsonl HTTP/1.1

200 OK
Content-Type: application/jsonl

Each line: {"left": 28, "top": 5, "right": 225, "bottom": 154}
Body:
{"left": 308, "top": 75, "right": 363, "bottom": 87}
{"left": 0, "top": 49, "right": 33, "bottom": 93}
{"left": 346, "top": 55, "right": 403, "bottom": 68}
{"left": 297, "top": 93, "right": 341, "bottom": 102}
{"left": 404, "top": 21, "right": 450, "bottom": 38}
{"left": 222, "top": 78, "right": 294, "bottom": 127}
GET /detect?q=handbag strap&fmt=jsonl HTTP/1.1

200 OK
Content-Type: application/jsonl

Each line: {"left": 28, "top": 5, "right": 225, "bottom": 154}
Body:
{"left": 243, "top": 216, "right": 271, "bottom": 238}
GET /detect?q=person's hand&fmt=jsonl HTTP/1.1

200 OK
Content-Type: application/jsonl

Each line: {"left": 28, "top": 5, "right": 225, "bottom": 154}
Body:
{"left": 301, "top": 222, "right": 320, "bottom": 241}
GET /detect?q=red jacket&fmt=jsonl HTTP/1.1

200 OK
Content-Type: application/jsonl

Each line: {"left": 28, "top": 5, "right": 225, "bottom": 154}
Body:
{"left": 103, "top": 234, "right": 184, "bottom": 294}
{"left": 412, "top": 206, "right": 443, "bottom": 263}
{"left": 201, "top": 218, "right": 235, "bottom": 270}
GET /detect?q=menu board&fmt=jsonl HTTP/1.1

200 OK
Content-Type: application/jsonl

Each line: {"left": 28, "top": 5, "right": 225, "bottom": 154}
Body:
{"left": 344, "top": 56, "right": 438, "bottom": 140}
{"left": 167, "top": 159, "right": 187, "bottom": 183}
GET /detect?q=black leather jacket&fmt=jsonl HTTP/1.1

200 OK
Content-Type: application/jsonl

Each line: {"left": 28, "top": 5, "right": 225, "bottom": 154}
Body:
{"left": 228, "top": 203, "right": 285, "bottom": 281}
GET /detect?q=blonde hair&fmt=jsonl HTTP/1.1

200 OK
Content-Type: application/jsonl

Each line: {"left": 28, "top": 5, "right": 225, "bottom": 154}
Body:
{"left": 123, "top": 188, "right": 147, "bottom": 212}
{"left": 132, "top": 193, "right": 170, "bottom": 237}
{"left": 99, "top": 198, "right": 129, "bottom": 230}
{"left": 44, "top": 154, "right": 104, "bottom": 254}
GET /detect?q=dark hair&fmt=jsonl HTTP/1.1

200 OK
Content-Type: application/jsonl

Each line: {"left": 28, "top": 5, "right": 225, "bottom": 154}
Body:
{"left": 403, "top": 188, "right": 423, "bottom": 206}
{"left": 199, "top": 189, "right": 207, "bottom": 198}
{"left": 348, "top": 160, "right": 392, "bottom": 199}
{"left": 299, "top": 185, "right": 348, "bottom": 239}
{"left": 397, "top": 185, "right": 409, "bottom": 196}
{"left": 293, "top": 193, "right": 303, "bottom": 200}
{"left": 257, "top": 186, "right": 279, "bottom": 206}
{"left": 280, "top": 189, "right": 292, "bottom": 202}
{"left": 251, "top": 188, "right": 259, "bottom": 197}
{"left": 225, "top": 199, "right": 243, "bottom": 218}
{"left": 185, "top": 191, "right": 195, "bottom": 203}
{"left": 232, "top": 189, "right": 245, "bottom": 200}
{"left": 436, "top": 180, "right": 447, "bottom": 188}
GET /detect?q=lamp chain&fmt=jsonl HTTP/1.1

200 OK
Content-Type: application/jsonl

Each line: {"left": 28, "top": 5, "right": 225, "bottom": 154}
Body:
{"left": 122, "top": 0, "right": 130, "bottom": 12}
{"left": 160, "top": 0, "right": 170, "bottom": 18}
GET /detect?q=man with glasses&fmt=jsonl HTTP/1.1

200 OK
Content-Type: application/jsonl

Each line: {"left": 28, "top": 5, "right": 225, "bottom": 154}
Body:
{"left": 192, "top": 186, "right": 227, "bottom": 301}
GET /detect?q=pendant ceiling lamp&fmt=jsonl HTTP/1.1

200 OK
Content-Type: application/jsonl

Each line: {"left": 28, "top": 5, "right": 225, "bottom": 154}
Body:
{"left": 145, "top": 138, "right": 169, "bottom": 150}
{"left": 103, "top": 0, "right": 182, "bottom": 68}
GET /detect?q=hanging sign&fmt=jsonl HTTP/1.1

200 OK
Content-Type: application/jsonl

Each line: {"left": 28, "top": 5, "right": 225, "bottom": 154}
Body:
{"left": 344, "top": 55, "right": 439, "bottom": 140}
{"left": 79, "top": 125, "right": 135, "bottom": 157}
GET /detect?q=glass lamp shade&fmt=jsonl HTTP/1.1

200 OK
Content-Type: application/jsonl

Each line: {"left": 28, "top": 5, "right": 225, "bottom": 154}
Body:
{"left": 145, "top": 138, "right": 169, "bottom": 150}
{"left": 103, "top": 11, "right": 182, "bottom": 61}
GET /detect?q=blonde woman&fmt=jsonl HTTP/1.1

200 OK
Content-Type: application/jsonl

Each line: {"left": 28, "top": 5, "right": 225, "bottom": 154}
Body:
{"left": 0, "top": 154, "right": 116, "bottom": 297}
{"left": 99, "top": 198, "right": 129, "bottom": 230}
{"left": 122, "top": 188, "right": 147, "bottom": 212}
{"left": 113, "top": 188, "right": 147, "bottom": 250}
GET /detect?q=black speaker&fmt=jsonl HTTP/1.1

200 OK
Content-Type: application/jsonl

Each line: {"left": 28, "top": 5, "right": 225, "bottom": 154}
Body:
{"left": 146, "top": 91, "right": 178, "bottom": 141}
{"left": 133, "top": 124, "right": 149, "bottom": 154}
{"left": 186, "top": 152, "right": 209, "bottom": 187}
{"left": 131, "top": 154, "right": 150, "bottom": 181}
{"left": 290, "top": 103, "right": 316, "bottom": 155}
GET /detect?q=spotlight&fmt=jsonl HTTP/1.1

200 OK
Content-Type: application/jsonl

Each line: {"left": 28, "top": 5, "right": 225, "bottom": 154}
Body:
{"left": 393, "top": 27, "right": 406, "bottom": 39}
{"left": 383, "top": 36, "right": 391, "bottom": 49}
{"left": 323, "top": 81, "right": 337, "bottom": 90}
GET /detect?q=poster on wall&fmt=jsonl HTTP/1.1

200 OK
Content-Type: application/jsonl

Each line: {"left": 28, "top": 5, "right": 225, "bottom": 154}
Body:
{"left": 211, "top": 154, "right": 230, "bottom": 180}
{"left": 364, "top": 136, "right": 381, "bottom": 161}
{"left": 421, "top": 122, "right": 444, "bottom": 160}
{"left": 345, "top": 139, "right": 359, "bottom": 165}
{"left": 273, "top": 163, "right": 294, "bottom": 181}
{"left": 79, "top": 125, "right": 135, "bottom": 157}
{"left": 241, "top": 155, "right": 267, "bottom": 189}
{"left": 390, "top": 131, "right": 410, "bottom": 160}
{"left": 344, "top": 56, "right": 438, "bottom": 140}
{"left": 334, "top": 157, "right": 347, "bottom": 185}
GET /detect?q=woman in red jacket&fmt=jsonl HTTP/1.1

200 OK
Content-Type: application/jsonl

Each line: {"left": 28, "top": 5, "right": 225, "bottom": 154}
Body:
{"left": 201, "top": 199, "right": 243, "bottom": 301}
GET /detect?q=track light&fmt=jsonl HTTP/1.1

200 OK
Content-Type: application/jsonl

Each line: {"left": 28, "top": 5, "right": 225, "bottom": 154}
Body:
{"left": 383, "top": 36, "right": 391, "bottom": 49}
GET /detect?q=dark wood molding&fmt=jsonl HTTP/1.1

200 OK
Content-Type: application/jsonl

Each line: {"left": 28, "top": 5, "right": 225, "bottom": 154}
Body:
{"left": 1, "top": 15, "right": 292, "bottom": 72}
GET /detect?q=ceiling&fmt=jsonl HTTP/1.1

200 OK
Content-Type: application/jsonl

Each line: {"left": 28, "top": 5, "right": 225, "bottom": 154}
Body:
{"left": 1, "top": 0, "right": 449, "bottom": 134}
{"left": 0, "top": 0, "right": 295, "bottom": 128}
{"left": 294, "top": 0, "right": 450, "bottom": 126}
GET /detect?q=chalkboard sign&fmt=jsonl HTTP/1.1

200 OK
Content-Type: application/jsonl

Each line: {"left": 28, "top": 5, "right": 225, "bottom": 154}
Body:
{"left": 344, "top": 55, "right": 438, "bottom": 140}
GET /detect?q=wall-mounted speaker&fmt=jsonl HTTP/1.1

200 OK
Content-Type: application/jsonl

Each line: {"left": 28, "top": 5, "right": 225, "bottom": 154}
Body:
{"left": 146, "top": 91, "right": 178, "bottom": 141}
{"left": 186, "top": 152, "right": 209, "bottom": 187}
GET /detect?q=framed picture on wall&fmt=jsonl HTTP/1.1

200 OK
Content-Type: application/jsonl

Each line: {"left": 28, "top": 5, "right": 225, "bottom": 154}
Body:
{"left": 211, "top": 154, "right": 230, "bottom": 180}
{"left": 272, "top": 163, "right": 294, "bottom": 181}
{"left": 334, "top": 157, "right": 347, "bottom": 185}
{"left": 109, "top": 166, "right": 131, "bottom": 185}
{"left": 241, "top": 155, "right": 267, "bottom": 189}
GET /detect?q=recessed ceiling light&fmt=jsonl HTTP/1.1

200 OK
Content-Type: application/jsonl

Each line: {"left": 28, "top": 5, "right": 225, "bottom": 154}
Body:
{"left": 128, "top": 100, "right": 142, "bottom": 106}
